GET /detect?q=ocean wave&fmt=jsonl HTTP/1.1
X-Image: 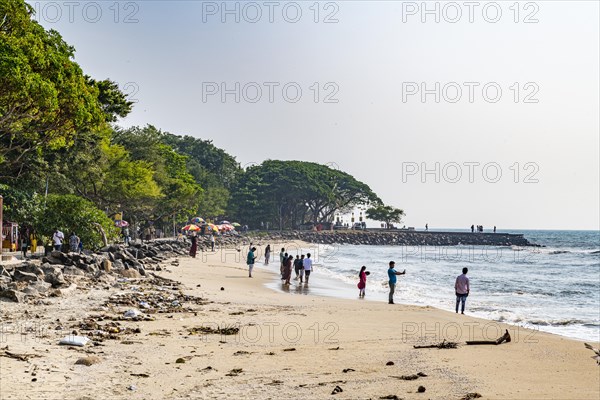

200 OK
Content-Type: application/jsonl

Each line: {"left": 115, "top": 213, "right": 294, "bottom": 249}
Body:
{"left": 528, "top": 319, "right": 585, "bottom": 326}
{"left": 549, "top": 250, "right": 570, "bottom": 255}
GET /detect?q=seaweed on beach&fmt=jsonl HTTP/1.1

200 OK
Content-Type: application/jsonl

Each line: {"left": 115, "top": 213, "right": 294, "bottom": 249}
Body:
{"left": 188, "top": 325, "right": 239, "bottom": 335}
{"left": 413, "top": 340, "right": 458, "bottom": 349}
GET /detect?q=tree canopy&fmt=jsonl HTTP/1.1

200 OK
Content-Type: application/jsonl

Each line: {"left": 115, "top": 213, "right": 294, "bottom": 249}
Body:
{"left": 366, "top": 205, "right": 405, "bottom": 227}
{"left": 230, "top": 160, "right": 382, "bottom": 229}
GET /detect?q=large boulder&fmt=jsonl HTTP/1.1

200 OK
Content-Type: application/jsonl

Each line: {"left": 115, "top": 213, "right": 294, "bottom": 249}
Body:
{"left": 0, "top": 289, "right": 26, "bottom": 303}
{"left": 13, "top": 270, "right": 39, "bottom": 283}
{"left": 63, "top": 266, "right": 85, "bottom": 276}
{"left": 44, "top": 268, "right": 66, "bottom": 287}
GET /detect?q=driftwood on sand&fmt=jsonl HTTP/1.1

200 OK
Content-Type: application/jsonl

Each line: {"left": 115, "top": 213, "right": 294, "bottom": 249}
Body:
{"left": 466, "top": 329, "right": 511, "bottom": 345}
{"left": 413, "top": 340, "right": 458, "bottom": 349}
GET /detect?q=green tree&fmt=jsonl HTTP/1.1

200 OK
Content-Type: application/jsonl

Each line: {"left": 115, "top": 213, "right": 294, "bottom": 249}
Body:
{"left": 229, "top": 160, "right": 382, "bottom": 229}
{"left": 0, "top": 0, "right": 107, "bottom": 179}
{"left": 366, "top": 205, "right": 405, "bottom": 228}
{"left": 36, "top": 194, "right": 119, "bottom": 249}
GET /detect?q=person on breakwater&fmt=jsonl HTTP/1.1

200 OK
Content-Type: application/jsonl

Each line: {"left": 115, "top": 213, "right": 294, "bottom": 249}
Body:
{"left": 471, "top": 224, "right": 474, "bottom": 233}
{"left": 247, "top": 247, "right": 257, "bottom": 278}
{"left": 357, "top": 266, "right": 370, "bottom": 298}
{"left": 69, "top": 232, "right": 80, "bottom": 253}
{"left": 264, "top": 244, "right": 271, "bottom": 265}
{"left": 303, "top": 253, "right": 313, "bottom": 284}
{"left": 52, "top": 228, "right": 64, "bottom": 251}
{"left": 388, "top": 261, "right": 406, "bottom": 304}
{"left": 455, "top": 267, "right": 470, "bottom": 314}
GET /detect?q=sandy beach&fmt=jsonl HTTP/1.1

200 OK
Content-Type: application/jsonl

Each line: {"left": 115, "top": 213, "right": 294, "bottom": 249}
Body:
{"left": 1, "top": 240, "right": 598, "bottom": 400}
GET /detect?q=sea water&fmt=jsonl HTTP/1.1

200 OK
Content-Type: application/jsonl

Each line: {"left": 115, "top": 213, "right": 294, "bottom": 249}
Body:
{"left": 270, "top": 230, "right": 600, "bottom": 342}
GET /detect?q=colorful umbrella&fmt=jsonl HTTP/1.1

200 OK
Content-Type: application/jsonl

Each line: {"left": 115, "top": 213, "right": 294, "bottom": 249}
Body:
{"left": 231, "top": 222, "right": 241, "bottom": 227}
{"left": 191, "top": 217, "right": 205, "bottom": 224}
{"left": 182, "top": 224, "right": 201, "bottom": 232}
{"left": 219, "top": 224, "right": 234, "bottom": 232}
{"left": 219, "top": 220, "right": 231, "bottom": 225}
{"left": 115, "top": 220, "right": 129, "bottom": 227}
{"left": 206, "top": 223, "right": 219, "bottom": 231}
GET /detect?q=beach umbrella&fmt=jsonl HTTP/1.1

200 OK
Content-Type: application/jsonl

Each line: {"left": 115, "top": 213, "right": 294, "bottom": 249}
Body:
{"left": 207, "top": 223, "right": 219, "bottom": 232}
{"left": 231, "top": 222, "right": 241, "bottom": 227}
{"left": 219, "top": 224, "right": 234, "bottom": 232}
{"left": 219, "top": 220, "right": 231, "bottom": 225}
{"left": 182, "top": 224, "right": 201, "bottom": 232}
{"left": 115, "top": 220, "right": 129, "bottom": 228}
{"left": 191, "top": 217, "right": 205, "bottom": 224}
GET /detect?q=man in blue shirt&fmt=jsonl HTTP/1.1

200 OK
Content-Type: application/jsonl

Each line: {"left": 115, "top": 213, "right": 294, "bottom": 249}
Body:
{"left": 388, "top": 261, "right": 406, "bottom": 304}
{"left": 247, "top": 247, "right": 257, "bottom": 278}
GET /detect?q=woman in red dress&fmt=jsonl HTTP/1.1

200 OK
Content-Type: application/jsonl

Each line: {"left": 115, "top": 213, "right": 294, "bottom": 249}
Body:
{"left": 357, "top": 266, "right": 368, "bottom": 298}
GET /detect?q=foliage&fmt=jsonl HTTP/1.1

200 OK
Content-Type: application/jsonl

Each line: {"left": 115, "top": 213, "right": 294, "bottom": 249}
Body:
{"left": 0, "top": 183, "right": 43, "bottom": 224}
{"left": 0, "top": 0, "right": 108, "bottom": 179}
{"left": 35, "top": 194, "right": 119, "bottom": 249}
{"left": 229, "top": 160, "right": 382, "bottom": 229}
{"left": 366, "top": 205, "right": 405, "bottom": 226}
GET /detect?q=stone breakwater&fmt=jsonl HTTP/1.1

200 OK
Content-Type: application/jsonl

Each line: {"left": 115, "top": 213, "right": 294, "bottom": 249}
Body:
{"left": 256, "top": 231, "right": 540, "bottom": 247}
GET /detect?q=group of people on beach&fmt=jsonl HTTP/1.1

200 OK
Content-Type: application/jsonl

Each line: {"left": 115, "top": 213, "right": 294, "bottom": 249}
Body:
{"left": 358, "top": 263, "right": 470, "bottom": 312}
{"left": 246, "top": 244, "right": 471, "bottom": 313}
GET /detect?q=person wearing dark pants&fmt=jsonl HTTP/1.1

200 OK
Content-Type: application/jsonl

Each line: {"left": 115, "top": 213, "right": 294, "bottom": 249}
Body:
{"left": 455, "top": 267, "right": 470, "bottom": 314}
{"left": 387, "top": 261, "right": 406, "bottom": 304}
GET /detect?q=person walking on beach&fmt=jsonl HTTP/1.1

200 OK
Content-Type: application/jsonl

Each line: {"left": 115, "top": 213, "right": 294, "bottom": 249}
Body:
{"left": 279, "top": 247, "right": 285, "bottom": 271}
{"left": 69, "top": 232, "right": 80, "bottom": 253}
{"left": 293, "top": 255, "right": 302, "bottom": 280}
{"left": 189, "top": 233, "right": 198, "bottom": 258}
{"left": 210, "top": 234, "right": 215, "bottom": 251}
{"left": 281, "top": 252, "right": 288, "bottom": 279}
{"left": 357, "top": 266, "right": 369, "bottom": 298}
{"left": 52, "top": 228, "right": 64, "bottom": 251}
{"left": 303, "top": 253, "right": 313, "bottom": 284}
{"left": 247, "top": 247, "right": 257, "bottom": 278}
{"left": 283, "top": 255, "right": 294, "bottom": 285}
{"left": 264, "top": 245, "right": 271, "bottom": 265}
{"left": 388, "top": 261, "right": 406, "bottom": 304}
{"left": 455, "top": 267, "right": 470, "bottom": 314}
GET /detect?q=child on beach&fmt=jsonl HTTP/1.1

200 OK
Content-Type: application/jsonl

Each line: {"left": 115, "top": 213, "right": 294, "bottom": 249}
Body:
{"left": 357, "top": 266, "right": 369, "bottom": 298}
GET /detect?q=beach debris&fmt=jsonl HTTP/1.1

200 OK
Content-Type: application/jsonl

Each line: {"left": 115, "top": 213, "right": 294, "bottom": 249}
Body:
{"left": 59, "top": 336, "right": 90, "bottom": 347}
{"left": 123, "top": 309, "right": 142, "bottom": 318}
{"left": 466, "top": 329, "right": 511, "bottom": 346}
{"left": 127, "top": 385, "right": 137, "bottom": 391}
{"left": 329, "top": 346, "right": 340, "bottom": 350}
{"left": 584, "top": 343, "right": 600, "bottom": 365}
{"left": 220, "top": 287, "right": 225, "bottom": 291}
{"left": 379, "top": 396, "right": 402, "bottom": 400}
{"left": 266, "top": 380, "right": 283, "bottom": 386}
{"left": 342, "top": 368, "right": 355, "bottom": 373}
{"left": 414, "top": 340, "right": 458, "bottom": 349}
{"left": 386, "top": 361, "right": 395, "bottom": 366}
{"left": 225, "top": 368, "right": 243, "bottom": 376}
{"left": 175, "top": 358, "right": 186, "bottom": 364}
{"left": 417, "top": 385, "right": 426, "bottom": 393}
{"left": 460, "top": 393, "right": 482, "bottom": 400}
{"left": 392, "top": 374, "right": 419, "bottom": 381}
{"left": 233, "top": 351, "right": 251, "bottom": 356}
{"left": 188, "top": 325, "right": 239, "bottom": 335}
{"left": 0, "top": 347, "right": 42, "bottom": 362}
{"left": 75, "top": 356, "right": 101, "bottom": 366}
{"left": 266, "top": 352, "right": 276, "bottom": 355}
{"left": 331, "top": 385, "right": 344, "bottom": 395}
{"left": 283, "top": 348, "right": 296, "bottom": 352}
{"left": 130, "top": 373, "right": 150, "bottom": 378}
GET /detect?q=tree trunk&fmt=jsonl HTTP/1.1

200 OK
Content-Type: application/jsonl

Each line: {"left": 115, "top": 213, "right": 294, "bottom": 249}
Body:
{"left": 92, "top": 223, "right": 108, "bottom": 247}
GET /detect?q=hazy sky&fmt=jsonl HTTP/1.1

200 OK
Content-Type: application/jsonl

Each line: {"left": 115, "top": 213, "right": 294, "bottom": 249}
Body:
{"left": 29, "top": 1, "right": 599, "bottom": 230}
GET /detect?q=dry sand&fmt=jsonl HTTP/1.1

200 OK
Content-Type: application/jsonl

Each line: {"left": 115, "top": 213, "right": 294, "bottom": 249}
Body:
{"left": 1, "top": 240, "right": 598, "bottom": 400}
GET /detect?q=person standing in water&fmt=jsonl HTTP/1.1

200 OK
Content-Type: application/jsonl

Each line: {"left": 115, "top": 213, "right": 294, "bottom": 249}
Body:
{"left": 357, "top": 266, "right": 369, "bottom": 298}
{"left": 387, "top": 261, "right": 406, "bottom": 304}
{"left": 303, "top": 253, "right": 313, "bottom": 284}
{"left": 455, "top": 267, "right": 470, "bottom": 314}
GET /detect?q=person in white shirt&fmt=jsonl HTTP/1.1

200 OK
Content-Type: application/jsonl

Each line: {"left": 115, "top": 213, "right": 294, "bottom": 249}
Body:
{"left": 52, "top": 228, "right": 64, "bottom": 251}
{"left": 302, "top": 253, "right": 313, "bottom": 284}
{"left": 455, "top": 267, "right": 470, "bottom": 314}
